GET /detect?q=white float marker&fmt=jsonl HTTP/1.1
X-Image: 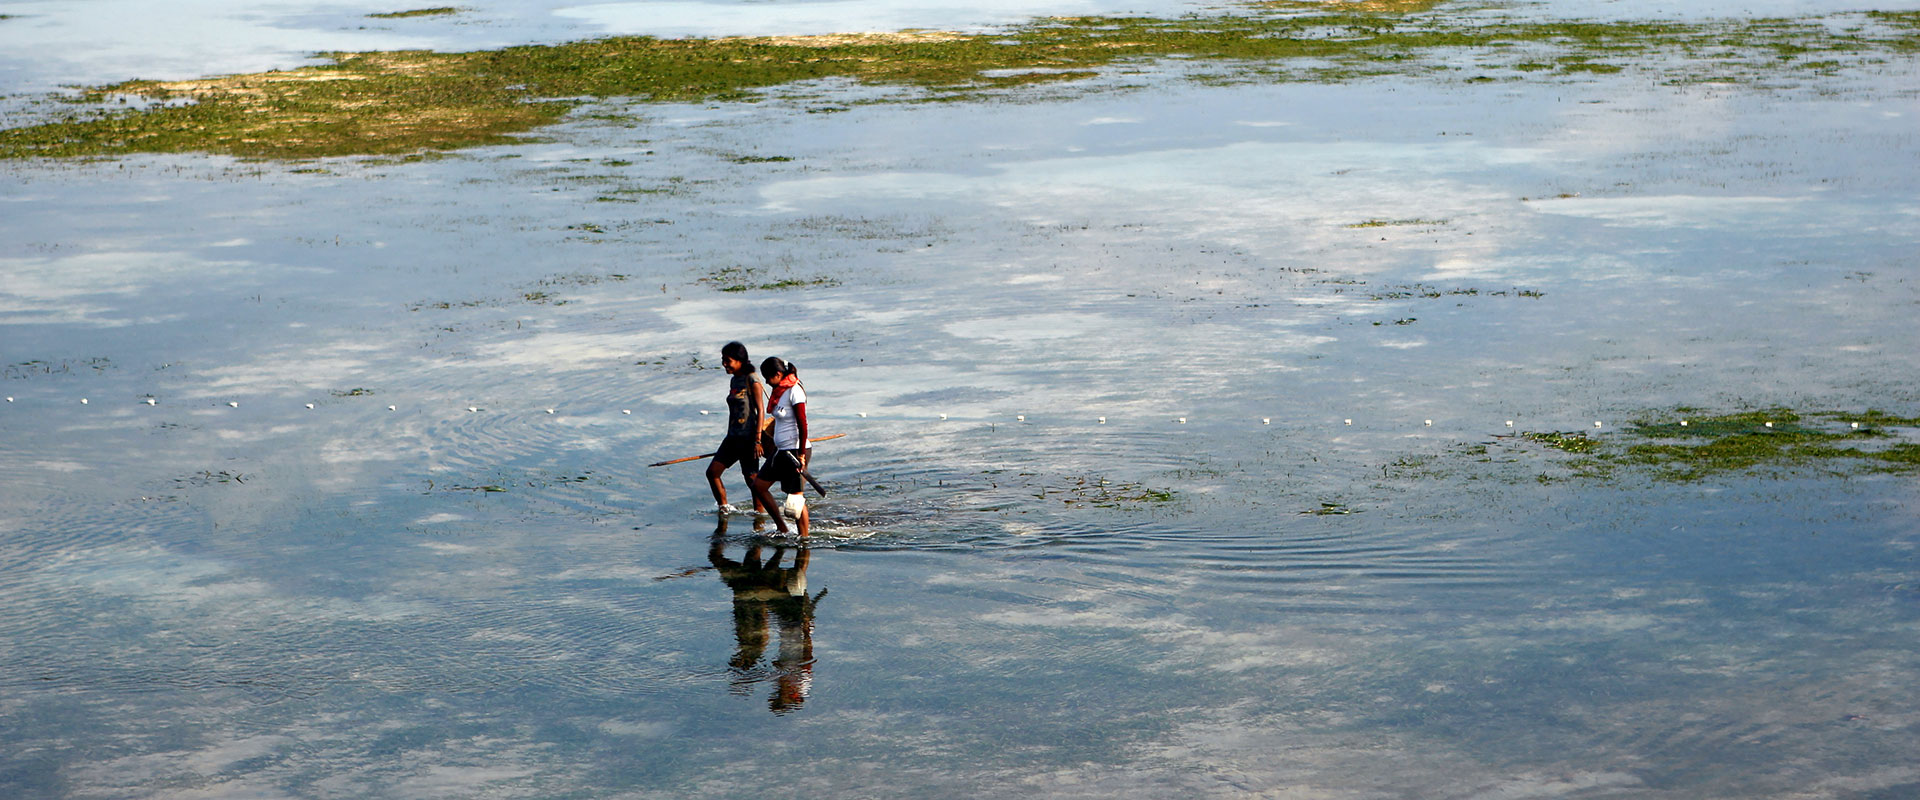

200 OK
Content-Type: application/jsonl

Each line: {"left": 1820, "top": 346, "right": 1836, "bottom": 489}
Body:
{"left": 1016, "top": 415, "right": 1025, "bottom": 422}
{"left": 1851, "top": 422, "right": 1860, "bottom": 429}
{"left": 623, "top": 409, "right": 632, "bottom": 415}
{"left": 1097, "top": 416, "right": 1106, "bottom": 424}
{"left": 699, "top": 410, "right": 710, "bottom": 415}
{"left": 467, "top": 406, "right": 478, "bottom": 413}
{"left": 81, "top": 398, "right": 89, "bottom": 405}
{"left": 1594, "top": 421, "right": 1603, "bottom": 428}
{"left": 858, "top": 412, "right": 868, "bottom": 418}
{"left": 305, "top": 403, "right": 315, "bottom": 410}
{"left": 1177, "top": 417, "right": 1187, "bottom": 424}
{"left": 1344, "top": 419, "right": 1352, "bottom": 425}
{"left": 1424, "top": 419, "right": 1433, "bottom": 427}
{"left": 388, "top": 405, "right": 397, "bottom": 411}
{"left": 939, "top": 414, "right": 948, "bottom": 420}
{"left": 1681, "top": 420, "right": 1689, "bottom": 427}
{"left": 1764, "top": 421, "right": 1774, "bottom": 428}
{"left": 228, "top": 401, "right": 239, "bottom": 408}
{"left": 1505, "top": 420, "right": 1514, "bottom": 428}
{"left": 1262, "top": 418, "right": 1271, "bottom": 425}
{"left": 546, "top": 408, "right": 555, "bottom": 415}
{"left": 146, "top": 398, "right": 158, "bottom": 406}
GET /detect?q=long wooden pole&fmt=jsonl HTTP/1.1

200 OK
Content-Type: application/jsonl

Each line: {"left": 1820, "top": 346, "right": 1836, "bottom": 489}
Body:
{"left": 647, "top": 433, "right": 847, "bottom": 467}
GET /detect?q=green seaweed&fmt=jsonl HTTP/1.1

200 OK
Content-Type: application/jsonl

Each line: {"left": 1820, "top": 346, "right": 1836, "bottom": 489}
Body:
{"left": 1617, "top": 409, "right": 1918, "bottom": 481}
{"left": 4, "top": 357, "right": 115, "bottom": 378}
{"left": 369, "top": 7, "right": 460, "bottom": 19}
{"left": 175, "top": 470, "right": 247, "bottom": 486}
{"left": 701, "top": 265, "right": 838, "bottom": 292}
{"left": 1347, "top": 218, "right": 1448, "bottom": 228}
{"left": 1522, "top": 430, "right": 1600, "bottom": 454}
{"left": 1038, "top": 476, "right": 1178, "bottom": 508}
{"left": 1398, "top": 408, "right": 1920, "bottom": 484}
{"left": 1834, "top": 409, "right": 1920, "bottom": 427}
{"left": 1, "top": 7, "right": 1913, "bottom": 160}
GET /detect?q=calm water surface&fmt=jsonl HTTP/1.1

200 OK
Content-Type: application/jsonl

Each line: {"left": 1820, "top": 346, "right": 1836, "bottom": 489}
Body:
{"left": 3, "top": 1, "right": 1919, "bottom": 797}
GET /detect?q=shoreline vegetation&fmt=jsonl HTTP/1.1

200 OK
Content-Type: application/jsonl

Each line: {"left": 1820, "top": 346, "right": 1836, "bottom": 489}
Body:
{"left": 0, "top": 5, "right": 1916, "bottom": 159}
{"left": 367, "top": 7, "right": 461, "bottom": 19}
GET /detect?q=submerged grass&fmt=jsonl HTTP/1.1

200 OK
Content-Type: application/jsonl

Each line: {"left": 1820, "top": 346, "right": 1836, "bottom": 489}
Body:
{"left": 1622, "top": 408, "right": 1920, "bottom": 480}
{"left": 369, "top": 7, "right": 461, "bottom": 19}
{"left": 1347, "top": 218, "right": 1447, "bottom": 228}
{"left": 1036, "top": 476, "right": 1179, "bottom": 508}
{"left": 1501, "top": 408, "right": 1920, "bottom": 482}
{"left": 1522, "top": 430, "right": 1600, "bottom": 454}
{"left": 3, "top": 7, "right": 1916, "bottom": 159}
{"left": 700, "top": 265, "right": 839, "bottom": 292}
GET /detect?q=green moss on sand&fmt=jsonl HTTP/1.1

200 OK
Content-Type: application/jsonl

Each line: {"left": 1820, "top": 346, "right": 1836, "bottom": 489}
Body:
{"left": 2, "top": 6, "right": 1914, "bottom": 159}
{"left": 370, "top": 7, "right": 461, "bottom": 19}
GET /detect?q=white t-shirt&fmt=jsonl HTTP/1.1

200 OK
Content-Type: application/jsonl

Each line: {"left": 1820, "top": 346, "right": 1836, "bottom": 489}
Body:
{"left": 768, "top": 385, "right": 807, "bottom": 451}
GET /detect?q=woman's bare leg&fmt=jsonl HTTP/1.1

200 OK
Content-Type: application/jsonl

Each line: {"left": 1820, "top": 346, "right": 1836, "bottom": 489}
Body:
{"left": 738, "top": 460, "right": 765, "bottom": 512}
{"left": 705, "top": 457, "right": 730, "bottom": 509}
{"left": 748, "top": 475, "right": 789, "bottom": 535}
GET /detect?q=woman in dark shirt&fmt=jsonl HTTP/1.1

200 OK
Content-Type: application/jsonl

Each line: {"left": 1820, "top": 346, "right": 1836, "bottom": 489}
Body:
{"left": 706, "top": 341, "right": 765, "bottom": 514}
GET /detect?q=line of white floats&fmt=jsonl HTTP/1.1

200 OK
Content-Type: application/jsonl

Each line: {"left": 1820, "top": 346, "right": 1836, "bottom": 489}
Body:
{"left": 3, "top": 396, "right": 1860, "bottom": 430}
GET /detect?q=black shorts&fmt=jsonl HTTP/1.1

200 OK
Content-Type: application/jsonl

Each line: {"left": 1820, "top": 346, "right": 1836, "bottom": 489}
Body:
{"left": 756, "top": 449, "right": 805, "bottom": 494}
{"left": 712, "top": 435, "right": 759, "bottom": 471}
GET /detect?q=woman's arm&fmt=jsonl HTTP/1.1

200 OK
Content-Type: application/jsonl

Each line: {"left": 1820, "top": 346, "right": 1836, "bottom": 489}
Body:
{"left": 793, "top": 402, "right": 808, "bottom": 448}
{"left": 747, "top": 380, "right": 764, "bottom": 430}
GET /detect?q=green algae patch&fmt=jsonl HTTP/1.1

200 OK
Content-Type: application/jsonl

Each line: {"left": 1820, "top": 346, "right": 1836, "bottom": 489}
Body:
{"left": 4, "top": 8, "right": 1918, "bottom": 159}
{"left": 0, "top": 52, "right": 572, "bottom": 159}
{"left": 1522, "top": 430, "right": 1600, "bottom": 454}
{"left": 369, "top": 7, "right": 461, "bottom": 18}
{"left": 1036, "top": 476, "right": 1179, "bottom": 509}
{"left": 1623, "top": 409, "right": 1920, "bottom": 480}
{"left": 1866, "top": 10, "right": 1920, "bottom": 51}
{"left": 701, "top": 265, "right": 839, "bottom": 293}
{"left": 1347, "top": 218, "right": 1448, "bottom": 228}
{"left": 1258, "top": 0, "right": 1447, "bottom": 12}
{"left": 1834, "top": 409, "right": 1920, "bottom": 427}
{"left": 1396, "top": 408, "right": 1920, "bottom": 485}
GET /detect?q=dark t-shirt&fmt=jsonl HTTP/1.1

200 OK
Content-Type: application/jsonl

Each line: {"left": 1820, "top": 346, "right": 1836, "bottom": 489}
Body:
{"left": 727, "top": 372, "right": 761, "bottom": 438}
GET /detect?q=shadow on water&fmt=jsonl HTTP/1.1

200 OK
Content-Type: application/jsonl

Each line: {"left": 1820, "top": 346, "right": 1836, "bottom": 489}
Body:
{"left": 707, "top": 515, "right": 823, "bottom": 715}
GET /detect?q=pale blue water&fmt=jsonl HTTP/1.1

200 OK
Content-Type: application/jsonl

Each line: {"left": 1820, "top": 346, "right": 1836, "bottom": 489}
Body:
{"left": 4, "top": 1, "right": 1920, "bottom": 797}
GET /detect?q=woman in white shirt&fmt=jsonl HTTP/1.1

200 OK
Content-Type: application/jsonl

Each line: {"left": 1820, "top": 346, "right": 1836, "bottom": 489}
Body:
{"left": 748, "top": 357, "right": 810, "bottom": 536}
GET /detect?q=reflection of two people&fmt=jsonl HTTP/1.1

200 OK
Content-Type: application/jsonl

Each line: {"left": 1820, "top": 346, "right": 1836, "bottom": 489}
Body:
{"left": 709, "top": 515, "right": 824, "bottom": 713}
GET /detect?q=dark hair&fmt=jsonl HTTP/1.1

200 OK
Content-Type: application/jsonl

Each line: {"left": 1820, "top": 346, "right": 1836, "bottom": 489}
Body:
{"left": 721, "top": 341, "right": 751, "bottom": 372}
{"left": 759, "top": 356, "right": 797, "bottom": 383}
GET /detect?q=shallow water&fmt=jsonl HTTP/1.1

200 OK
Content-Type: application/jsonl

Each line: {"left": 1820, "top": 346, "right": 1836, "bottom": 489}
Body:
{"left": 4, "top": 1, "right": 1920, "bottom": 797}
